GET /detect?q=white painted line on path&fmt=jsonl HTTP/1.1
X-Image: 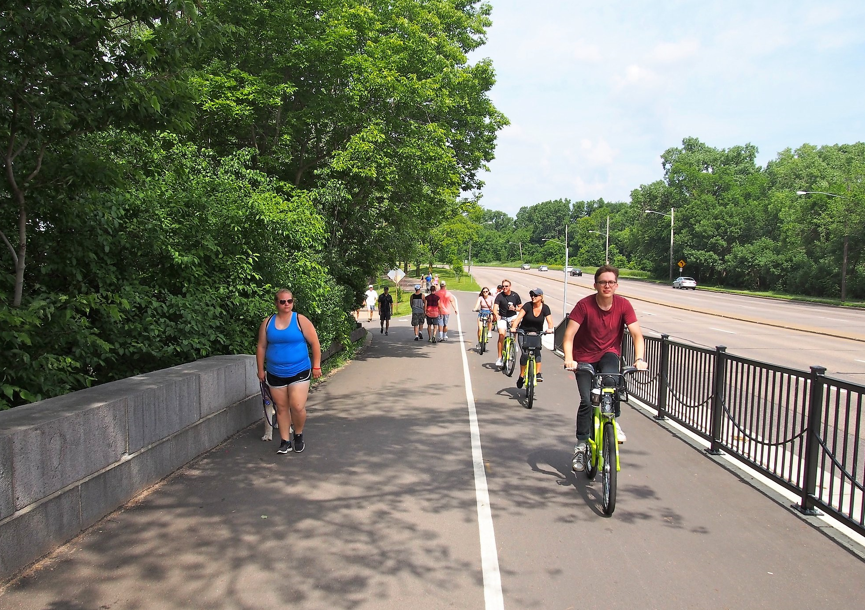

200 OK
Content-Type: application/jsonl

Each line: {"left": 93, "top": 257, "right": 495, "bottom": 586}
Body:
{"left": 855, "top": 359, "right": 865, "bottom": 364}
{"left": 456, "top": 313, "right": 505, "bottom": 610}
{"left": 709, "top": 327, "right": 736, "bottom": 334}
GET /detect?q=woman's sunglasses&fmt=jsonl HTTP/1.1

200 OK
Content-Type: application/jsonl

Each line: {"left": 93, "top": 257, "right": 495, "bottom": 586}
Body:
{"left": 279, "top": 299, "right": 294, "bottom": 305}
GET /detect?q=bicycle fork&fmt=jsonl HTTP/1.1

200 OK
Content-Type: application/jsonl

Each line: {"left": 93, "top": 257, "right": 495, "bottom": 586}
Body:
{"left": 589, "top": 413, "right": 620, "bottom": 472}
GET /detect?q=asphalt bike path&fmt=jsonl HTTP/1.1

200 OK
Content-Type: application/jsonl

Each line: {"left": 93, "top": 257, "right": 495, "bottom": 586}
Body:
{"left": 455, "top": 290, "right": 865, "bottom": 610}
{"left": 2, "top": 294, "right": 864, "bottom": 609}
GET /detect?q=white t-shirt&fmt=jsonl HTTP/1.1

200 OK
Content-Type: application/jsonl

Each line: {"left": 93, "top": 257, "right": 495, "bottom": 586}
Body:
{"left": 365, "top": 289, "right": 378, "bottom": 306}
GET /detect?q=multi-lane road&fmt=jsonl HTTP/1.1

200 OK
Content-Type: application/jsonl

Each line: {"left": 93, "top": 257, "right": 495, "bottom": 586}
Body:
{"left": 470, "top": 266, "right": 865, "bottom": 383}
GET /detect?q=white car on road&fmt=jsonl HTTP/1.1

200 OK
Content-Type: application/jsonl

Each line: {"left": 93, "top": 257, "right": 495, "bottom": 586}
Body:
{"left": 673, "top": 276, "right": 697, "bottom": 290}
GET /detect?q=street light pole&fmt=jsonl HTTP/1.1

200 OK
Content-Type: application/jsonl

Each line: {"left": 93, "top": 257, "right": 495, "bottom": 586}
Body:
{"left": 797, "top": 190, "right": 851, "bottom": 301}
{"left": 588, "top": 215, "right": 610, "bottom": 265}
{"left": 543, "top": 231, "right": 569, "bottom": 320}
{"left": 645, "top": 208, "right": 675, "bottom": 281}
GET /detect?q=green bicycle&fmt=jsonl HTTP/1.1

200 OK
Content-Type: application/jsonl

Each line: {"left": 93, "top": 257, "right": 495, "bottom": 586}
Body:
{"left": 574, "top": 362, "right": 637, "bottom": 516}
{"left": 515, "top": 329, "right": 552, "bottom": 409}
{"left": 477, "top": 312, "right": 492, "bottom": 355}
{"left": 501, "top": 328, "right": 517, "bottom": 377}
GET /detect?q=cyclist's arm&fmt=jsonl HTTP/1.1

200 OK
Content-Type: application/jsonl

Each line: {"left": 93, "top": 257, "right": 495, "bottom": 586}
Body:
{"left": 543, "top": 314, "right": 555, "bottom": 333}
{"left": 562, "top": 319, "right": 580, "bottom": 370}
{"left": 510, "top": 308, "right": 526, "bottom": 332}
{"left": 626, "top": 320, "right": 648, "bottom": 370}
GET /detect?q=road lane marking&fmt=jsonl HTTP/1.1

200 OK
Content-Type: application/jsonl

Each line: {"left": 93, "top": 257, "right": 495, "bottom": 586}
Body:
{"left": 855, "top": 359, "right": 865, "bottom": 364}
{"left": 456, "top": 312, "right": 505, "bottom": 610}
{"left": 710, "top": 327, "right": 736, "bottom": 334}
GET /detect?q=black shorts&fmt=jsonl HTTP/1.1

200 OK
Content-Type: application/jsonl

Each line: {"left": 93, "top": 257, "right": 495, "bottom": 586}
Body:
{"left": 267, "top": 369, "right": 311, "bottom": 388}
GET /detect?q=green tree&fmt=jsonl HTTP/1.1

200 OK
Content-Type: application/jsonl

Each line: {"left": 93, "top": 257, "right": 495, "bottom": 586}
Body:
{"left": 1, "top": 0, "right": 201, "bottom": 306}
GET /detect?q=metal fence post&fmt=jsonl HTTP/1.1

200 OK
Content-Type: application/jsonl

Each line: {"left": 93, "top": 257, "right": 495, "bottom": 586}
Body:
{"left": 706, "top": 345, "right": 727, "bottom": 455}
{"left": 655, "top": 334, "right": 670, "bottom": 420}
{"left": 795, "top": 366, "right": 827, "bottom": 516}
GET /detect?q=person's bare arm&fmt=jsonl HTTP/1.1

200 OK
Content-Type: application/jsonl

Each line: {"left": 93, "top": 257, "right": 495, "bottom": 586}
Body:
{"left": 627, "top": 320, "right": 648, "bottom": 370}
{"left": 299, "top": 315, "right": 323, "bottom": 378}
{"left": 562, "top": 319, "right": 580, "bottom": 370}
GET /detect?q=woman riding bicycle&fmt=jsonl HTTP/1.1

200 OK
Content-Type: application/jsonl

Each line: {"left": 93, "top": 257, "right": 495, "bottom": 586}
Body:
{"left": 472, "top": 287, "right": 495, "bottom": 343}
{"left": 509, "top": 287, "right": 554, "bottom": 389}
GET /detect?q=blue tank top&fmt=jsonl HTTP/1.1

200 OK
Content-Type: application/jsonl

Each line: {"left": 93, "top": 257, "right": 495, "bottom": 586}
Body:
{"left": 265, "top": 313, "right": 312, "bottom": 377}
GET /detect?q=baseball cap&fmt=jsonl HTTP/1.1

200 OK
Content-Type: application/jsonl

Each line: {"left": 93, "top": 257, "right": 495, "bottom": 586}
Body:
{"left": 414, "top": 284, "right": 421, "bottom": 290}
{"left": 368, "top": 284, "right": 373, "bottom": 288}
{"left": 529, "top": 287, "right": 544, "bottom": 296}
{"left": 440, "top": 280, "right": 446, "bottom": 286}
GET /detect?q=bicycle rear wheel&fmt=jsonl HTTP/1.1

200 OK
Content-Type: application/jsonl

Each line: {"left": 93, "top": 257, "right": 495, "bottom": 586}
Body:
{"left": 525, "top": 360, "right": 535, "bottom": 409}
{"left": 602, "top": 421, "right": 617, "bottom": 516}
{"left": 504, "top": 338, "right": 516, "bottom": 377}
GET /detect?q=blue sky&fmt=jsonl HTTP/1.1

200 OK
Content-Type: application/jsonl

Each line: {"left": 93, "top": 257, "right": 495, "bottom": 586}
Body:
{"left": 471, "top": 0, "right": 865, "bottom": 217}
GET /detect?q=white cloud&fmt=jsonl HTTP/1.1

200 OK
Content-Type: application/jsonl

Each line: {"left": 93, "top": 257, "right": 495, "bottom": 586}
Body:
{"left": 573, "top": 41, "right": 602, "bottom": 62}
{"left": 650, "top": 39, "right": 700, "bottom": 63}
{"left": 613, "top": 64, "right": 660, "bottom": 90}
{"left": 580, "top": 138, "right": 617, "bottom": 166}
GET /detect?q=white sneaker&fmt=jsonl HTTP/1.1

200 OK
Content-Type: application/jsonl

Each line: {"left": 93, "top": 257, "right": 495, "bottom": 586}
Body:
{"left": 495, "top": 358, "right": 503, "bottom": 368}
{"left": 616, "top": 424, "right": 627, "bottom": 444}
{"left": 443, "top": 333, "right": 448, "bottom": 340}
{"left": 572, "top": 441, "right": 587, "bottom": 472}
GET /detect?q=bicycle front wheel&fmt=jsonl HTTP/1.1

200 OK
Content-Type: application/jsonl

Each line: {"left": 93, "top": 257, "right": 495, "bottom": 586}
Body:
{"left": 504, "top": 339, "right": 516, "bottom": 377}
{"left": 525, "top": 360, "right": 535, "bottom": 409}
{"left": 479, "top": 326, "right": 487, "bottom": 355}
{"left": 602, "top": 421, "right": 617, "bottom": 516}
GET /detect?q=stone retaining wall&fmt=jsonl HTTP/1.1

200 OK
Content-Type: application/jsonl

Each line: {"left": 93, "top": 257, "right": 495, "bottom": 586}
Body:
{"left": 0, "top": 355, "right": 261, "bottom": 581}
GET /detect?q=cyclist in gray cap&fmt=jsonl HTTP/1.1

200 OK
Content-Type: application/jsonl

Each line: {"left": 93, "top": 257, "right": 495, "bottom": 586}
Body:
{"left": 509, "top": 287, "right": 554, "bottom": 388}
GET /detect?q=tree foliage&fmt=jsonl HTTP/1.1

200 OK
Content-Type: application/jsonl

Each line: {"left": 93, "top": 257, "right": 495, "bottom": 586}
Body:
{"left": 1, "top": 0, "right": 508, "bottom": 408}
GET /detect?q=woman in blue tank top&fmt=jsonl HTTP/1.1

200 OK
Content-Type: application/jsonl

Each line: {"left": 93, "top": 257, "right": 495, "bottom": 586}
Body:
{"left": 256, "top": 289, "right": 322, "bottom": 455}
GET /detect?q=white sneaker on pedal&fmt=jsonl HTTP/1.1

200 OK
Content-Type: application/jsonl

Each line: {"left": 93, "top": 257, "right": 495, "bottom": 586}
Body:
{"left": 495, "top": 358, "right": 503, "bottom": 368}
{"left": 572, "top": 441, "right": 587, "bottom": 472}
{"left": 616, "top": 424, "right": 627, "bottom": 444}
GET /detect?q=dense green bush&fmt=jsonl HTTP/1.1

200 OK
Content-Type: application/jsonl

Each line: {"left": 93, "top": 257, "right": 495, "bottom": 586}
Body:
{"left": 0, "top": 133, "right": 352, "bottom": 409}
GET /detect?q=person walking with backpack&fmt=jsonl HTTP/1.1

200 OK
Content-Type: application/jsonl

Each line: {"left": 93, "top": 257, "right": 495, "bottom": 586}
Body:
{"left": 410, "top": 284, "right": 426, "bottom": 340}
{"left": 425, "top": 285, "right": 442, "bottom": 343}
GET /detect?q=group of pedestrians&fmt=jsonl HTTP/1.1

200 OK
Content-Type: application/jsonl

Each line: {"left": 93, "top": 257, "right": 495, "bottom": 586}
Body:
{"left": 410, "top": 281, "right": 458, "bottom": 343}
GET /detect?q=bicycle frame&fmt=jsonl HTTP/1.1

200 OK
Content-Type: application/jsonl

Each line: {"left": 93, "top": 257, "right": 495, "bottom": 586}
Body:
{"left": 578, "top": 364, "right": 636, "bottom": 472}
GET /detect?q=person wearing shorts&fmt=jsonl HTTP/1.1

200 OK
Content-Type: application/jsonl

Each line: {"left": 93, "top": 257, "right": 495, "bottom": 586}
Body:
{"left": 410, "top": 284, "right": 426, "bottom": 340}
{"left": 493, "top": 279, "right": 521, "bottom": 367}
{"left": 256, "top": 289, "right": 322, "bottom": 454}
{"left": 364, "top": 285, "right": 378, "bottom": 322}
{"left": 425, "top": 286, "right": 441, "bottom": 343}
{"left": 472, "top": 287, "right": 495, "bottom": 344}
{"left": 436, "top": 280, "right": 458, "bottom": 341}
{"left": 378, "top": 286, "right": 394, "bottom": 335}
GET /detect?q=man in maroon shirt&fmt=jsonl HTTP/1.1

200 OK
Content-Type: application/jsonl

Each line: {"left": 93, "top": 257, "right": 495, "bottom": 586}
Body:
{"left": 562, "top": 265, "right": 648, "bottom": 472}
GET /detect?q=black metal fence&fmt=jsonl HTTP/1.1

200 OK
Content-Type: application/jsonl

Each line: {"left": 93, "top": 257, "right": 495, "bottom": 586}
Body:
{"left": 553, "top": 322, "right": 865, "bottom": 536}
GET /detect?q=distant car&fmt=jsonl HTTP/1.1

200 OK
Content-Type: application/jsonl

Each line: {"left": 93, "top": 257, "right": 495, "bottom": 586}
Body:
{"left": 538, "top": 265, "right": 548, "bottom": 272}
{"left": 569, "top": 268, "right": 583, "bottom": 277}
{"left": 673, "top": 276, "right": 697, "bottom": 290}
{"left": 521, "top": 263, "right": 531, "bottom": 270}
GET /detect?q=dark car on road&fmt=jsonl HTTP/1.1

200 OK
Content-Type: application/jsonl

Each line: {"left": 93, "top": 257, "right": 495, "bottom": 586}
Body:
{"left": 568, "top": 267, "right": 582, "bottom": 277}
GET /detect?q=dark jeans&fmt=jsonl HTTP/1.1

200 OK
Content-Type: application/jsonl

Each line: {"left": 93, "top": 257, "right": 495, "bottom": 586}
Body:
{"left": 575, "top": 352, "right": 620, "bottom": 440}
